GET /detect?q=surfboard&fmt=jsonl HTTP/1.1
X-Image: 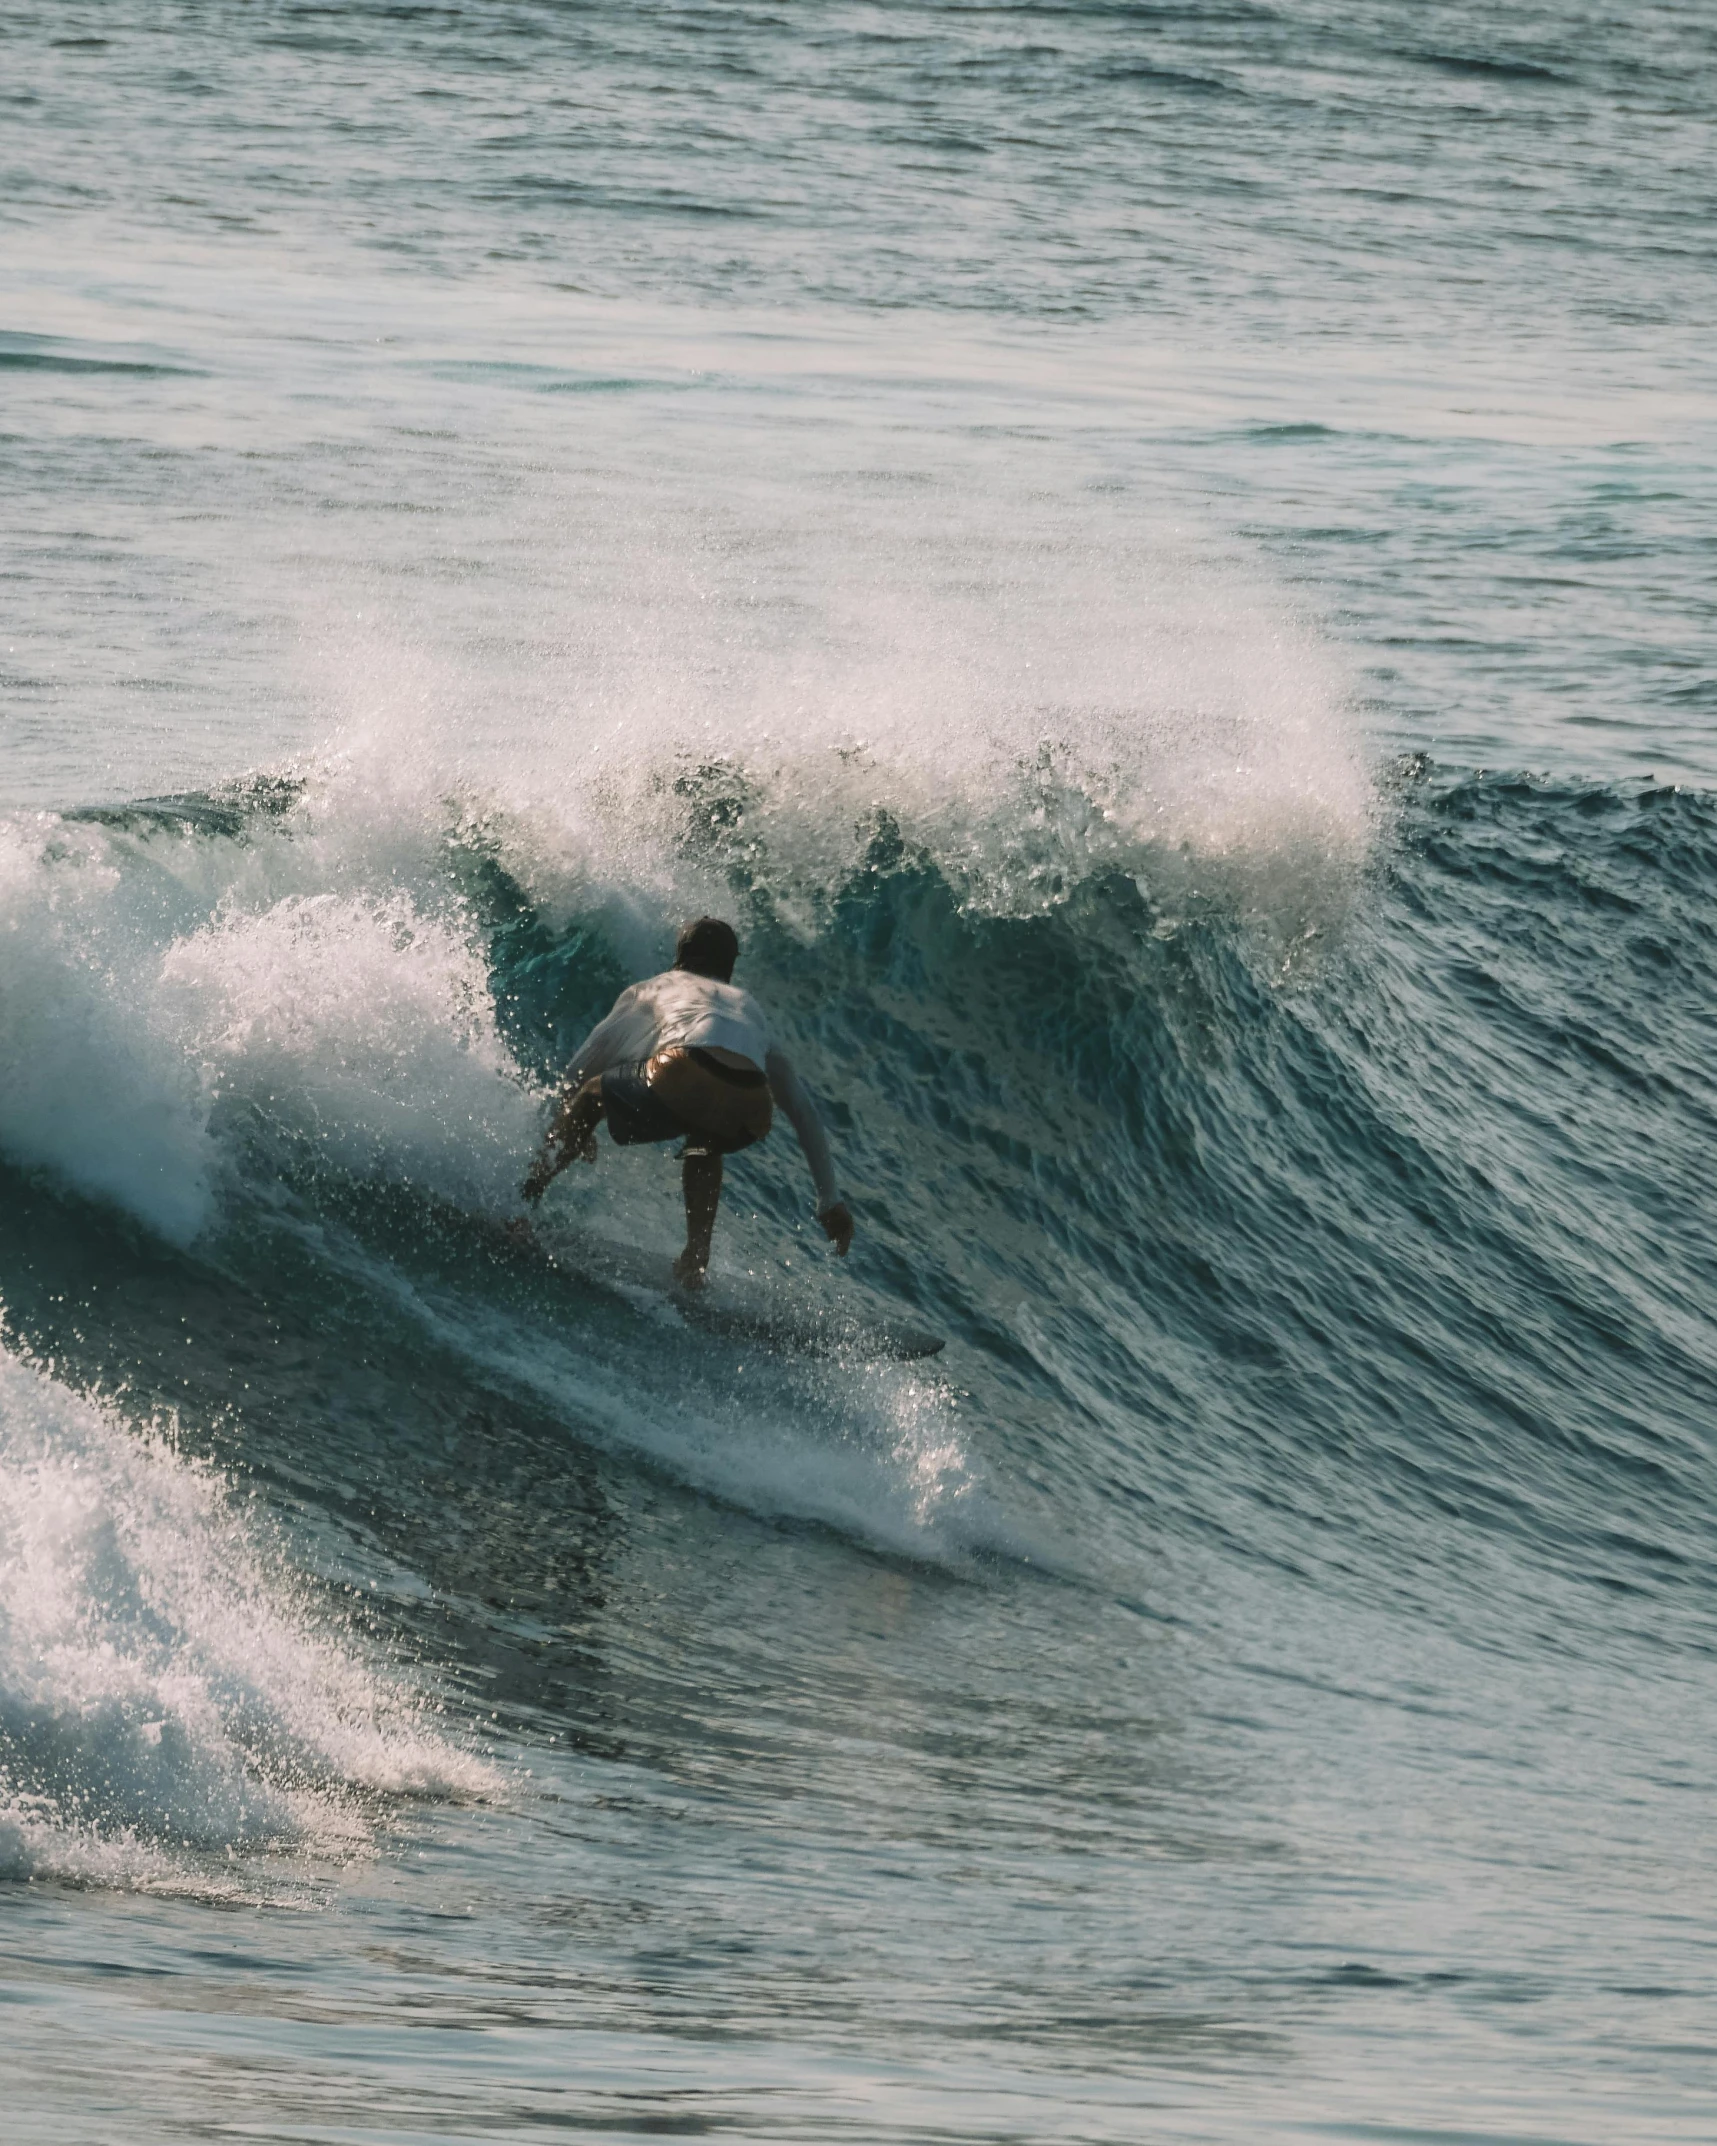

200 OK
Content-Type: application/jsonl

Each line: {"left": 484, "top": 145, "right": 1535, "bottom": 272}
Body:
{"left": 526, "top": 1225, "right": 945, "bottom": 1363}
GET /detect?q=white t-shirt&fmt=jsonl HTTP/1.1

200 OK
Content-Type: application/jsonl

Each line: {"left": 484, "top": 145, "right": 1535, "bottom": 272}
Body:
{"left": 573, "top": 970, "right": 774, "bottom": 1076}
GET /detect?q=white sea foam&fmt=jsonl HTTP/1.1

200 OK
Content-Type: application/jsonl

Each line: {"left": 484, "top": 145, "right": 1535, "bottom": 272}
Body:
{"left": 0, "top": 801, "right": 546, "bottom": 1238}
{"left": 0, "top": 1339, "right": 490, "bottom": 1893}
{"left": 160, "top": 887, "right": 542, "bottom": 1212}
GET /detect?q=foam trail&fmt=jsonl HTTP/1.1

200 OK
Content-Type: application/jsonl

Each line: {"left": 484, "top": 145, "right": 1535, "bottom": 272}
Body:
{"left": 427, "top": 1282, "right": 1005, "bottom": 1568}
{"left": 0, "top": 1339, "right": 490, "bottom": 1893}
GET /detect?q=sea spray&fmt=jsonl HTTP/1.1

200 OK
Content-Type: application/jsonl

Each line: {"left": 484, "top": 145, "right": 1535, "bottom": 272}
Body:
{"left": 161, "top": 887, "right": 543, "bottom": 1212}
{"left": 286, "top": 481, "right": 1375, "bottom": 945}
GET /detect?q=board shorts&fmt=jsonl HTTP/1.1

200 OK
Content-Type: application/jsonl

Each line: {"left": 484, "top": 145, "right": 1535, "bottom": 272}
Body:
{"left": 600, "top": 1046, "right": 773, "bottom": 1156}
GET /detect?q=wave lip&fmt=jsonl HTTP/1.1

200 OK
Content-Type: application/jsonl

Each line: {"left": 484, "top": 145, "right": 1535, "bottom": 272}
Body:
{"left": 0, "top": 1340, "right": 490, "bottom": 1895}
{"left": 0, "top": 814, "right": 216, "bottom": 1245}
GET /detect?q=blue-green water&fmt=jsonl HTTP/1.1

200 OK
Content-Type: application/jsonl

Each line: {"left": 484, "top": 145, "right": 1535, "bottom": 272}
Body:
{"left": 2, "top": 5, "right": 1714, "bottom": 2140}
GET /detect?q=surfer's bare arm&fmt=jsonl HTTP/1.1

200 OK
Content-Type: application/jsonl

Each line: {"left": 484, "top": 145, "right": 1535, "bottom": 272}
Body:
{"left": 766, "top": 1049, "right": 854, "bottom": 1256}
{"left": 522, "top": 992, "right": 636, "bottom": 1202}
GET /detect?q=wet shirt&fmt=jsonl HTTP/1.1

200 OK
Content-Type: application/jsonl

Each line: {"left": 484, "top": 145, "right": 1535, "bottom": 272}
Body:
{"left": 571, "top": 970, "right": 774, "bottom": 1078}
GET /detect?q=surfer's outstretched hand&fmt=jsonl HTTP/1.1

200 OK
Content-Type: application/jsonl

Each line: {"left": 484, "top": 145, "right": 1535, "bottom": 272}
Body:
{"left": 819, "top": 1201, "right": 854, "bottom": 1257}
{"left": 521, "top": 1126, "right": 597, "bottom": 1204}
{"left": 520, "top": 1158, "right": 560, "bottom": 1204}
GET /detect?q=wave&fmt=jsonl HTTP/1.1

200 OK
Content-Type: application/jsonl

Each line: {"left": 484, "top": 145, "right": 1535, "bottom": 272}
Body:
{"left": 2, "top": 734, "right": 1714, "bottom": 1897}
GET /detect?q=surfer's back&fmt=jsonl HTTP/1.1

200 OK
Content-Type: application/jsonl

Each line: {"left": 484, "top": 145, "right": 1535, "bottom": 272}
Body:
{"left": 623, "top": 969, "right": 775, "bottom": 1070}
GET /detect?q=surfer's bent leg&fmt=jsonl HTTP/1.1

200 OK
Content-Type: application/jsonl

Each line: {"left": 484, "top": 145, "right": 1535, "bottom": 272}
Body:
{"left": 674, "top": 1151, "right": 724, "bottom": 1290}
{"left": 522, "top": 1078, "right": 603, "bottom": 1202}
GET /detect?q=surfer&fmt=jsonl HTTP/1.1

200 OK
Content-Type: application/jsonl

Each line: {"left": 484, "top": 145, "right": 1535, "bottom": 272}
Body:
{"left": 521, "top": 917, "right": 855, "bottom": 1289}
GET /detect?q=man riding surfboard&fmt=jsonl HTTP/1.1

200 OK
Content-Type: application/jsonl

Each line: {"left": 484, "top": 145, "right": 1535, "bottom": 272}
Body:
{"left": 522, "top": 917, "right": 855, "bottom": 1288}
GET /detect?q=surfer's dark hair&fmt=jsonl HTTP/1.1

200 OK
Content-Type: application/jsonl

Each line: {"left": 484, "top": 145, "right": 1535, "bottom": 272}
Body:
{"left": 675, "top": 916, "right": 739, "bottom": 982}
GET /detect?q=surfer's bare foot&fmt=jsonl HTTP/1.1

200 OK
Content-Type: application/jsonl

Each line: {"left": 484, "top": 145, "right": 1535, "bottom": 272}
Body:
{"left": 671, "top": 1250, "right": 708, "bottom": 1292}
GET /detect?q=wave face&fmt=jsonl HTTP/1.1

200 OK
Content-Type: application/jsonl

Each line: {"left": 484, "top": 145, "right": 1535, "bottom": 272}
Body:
{"left": 3, "top": 737, "right": 1713, "bottom": 1635}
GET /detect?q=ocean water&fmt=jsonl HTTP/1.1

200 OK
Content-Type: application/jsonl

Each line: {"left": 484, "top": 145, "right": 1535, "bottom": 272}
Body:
{"left": 2, "top": 2, "right": 1715, "bottom": 2139}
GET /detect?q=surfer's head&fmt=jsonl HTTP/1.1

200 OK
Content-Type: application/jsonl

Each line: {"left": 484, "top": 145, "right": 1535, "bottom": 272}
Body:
{"left": 674, "top": 916, "right": 739, "bottom": 982}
